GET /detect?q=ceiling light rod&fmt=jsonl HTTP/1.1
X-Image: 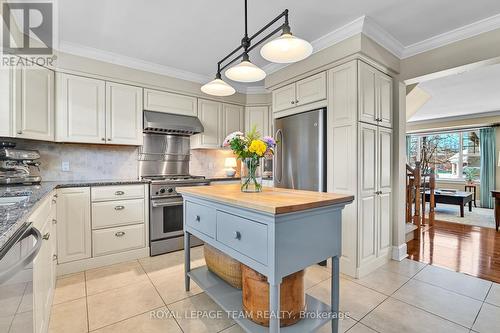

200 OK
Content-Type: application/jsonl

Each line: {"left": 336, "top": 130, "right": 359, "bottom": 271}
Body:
{"left": 214, "top": 4, "right": 289, "bottom": 75}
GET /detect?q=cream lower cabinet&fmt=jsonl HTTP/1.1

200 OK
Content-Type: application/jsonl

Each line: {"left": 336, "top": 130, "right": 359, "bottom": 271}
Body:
{"left": 192, "top": 99, "right": 244, "bottom": 148}
{"left": 245, "top": 106, "right": 270, "bottom": 137}
{"left": 328, "top": 59, "right": 393, "bottom": 277}
{"left": 56, "top": 187, "right": 92, "bottom": 263}
{"left": 31, "top": 192, "right": 57, "bottom": 333}
{"left": 56, "top": 73, "right": 143, "bottom": 145}
{"left": 56, "top": 184, "right": 148, "bottom": 275}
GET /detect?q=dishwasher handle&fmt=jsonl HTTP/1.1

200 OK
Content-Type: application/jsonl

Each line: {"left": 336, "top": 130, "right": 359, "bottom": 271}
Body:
{"left": 0, "top": 226, "right": 42, "bottom": 284}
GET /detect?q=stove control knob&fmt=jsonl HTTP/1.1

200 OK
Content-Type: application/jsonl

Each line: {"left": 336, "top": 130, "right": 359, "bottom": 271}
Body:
{"left": 160, "top": 188, "right": 166, "bottom": 194}
{"left": 167, "top": 188, "right": 174, "bottom": 193}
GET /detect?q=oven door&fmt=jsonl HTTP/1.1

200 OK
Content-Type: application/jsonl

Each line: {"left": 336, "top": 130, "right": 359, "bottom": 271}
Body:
{"left": 150, "top": 197, "right": 184, "bottom": 241}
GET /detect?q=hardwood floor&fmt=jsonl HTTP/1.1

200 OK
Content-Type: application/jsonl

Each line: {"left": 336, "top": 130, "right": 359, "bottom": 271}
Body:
{"left": 407, "top": 220, "right": 500, "bottom": 283}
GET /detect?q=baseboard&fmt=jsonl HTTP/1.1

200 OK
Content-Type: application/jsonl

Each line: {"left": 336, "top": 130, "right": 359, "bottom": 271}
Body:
{"left": 57, "top": 247, "right": 150, "bottom": 276}
{"left": 392, "top": 243, "right": 408, "bottom": 261}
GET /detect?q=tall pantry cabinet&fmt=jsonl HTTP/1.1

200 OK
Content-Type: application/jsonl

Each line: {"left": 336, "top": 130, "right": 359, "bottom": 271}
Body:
{"left": 328, "top": 59, "right": 393, "bottom": 277}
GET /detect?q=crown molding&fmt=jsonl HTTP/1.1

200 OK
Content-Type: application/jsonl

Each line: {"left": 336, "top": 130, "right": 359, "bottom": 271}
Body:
{"left": 361, "top": 16, "right": 404, "bottom": 58}
{"left": 407, "top": 109, "right": 500, "bottom": 125}
{"left": 243, "top": 86, "right": 269, "bottom": 94}
{"left": 402, "top": 13, "right": 500, "bottom": 59}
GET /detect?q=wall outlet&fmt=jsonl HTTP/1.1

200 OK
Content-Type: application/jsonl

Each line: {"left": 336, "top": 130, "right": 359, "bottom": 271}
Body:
{"left": 61, "top": 161, "right": 70, "bottom": 172}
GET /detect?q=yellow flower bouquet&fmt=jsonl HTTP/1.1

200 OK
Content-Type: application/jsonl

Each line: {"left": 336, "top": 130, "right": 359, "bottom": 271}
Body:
{"left": 223, "top": 127, "right": 276, "bottom": 192}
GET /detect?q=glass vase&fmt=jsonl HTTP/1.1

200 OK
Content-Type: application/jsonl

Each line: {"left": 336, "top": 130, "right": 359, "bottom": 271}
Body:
{"left": 240, "top": 157, "right": 263, "bottom": 192}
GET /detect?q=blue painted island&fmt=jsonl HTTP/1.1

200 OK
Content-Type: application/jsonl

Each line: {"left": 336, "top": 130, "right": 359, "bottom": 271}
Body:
{"left": 177, "top": 184, "right": 354, "bottom": 333}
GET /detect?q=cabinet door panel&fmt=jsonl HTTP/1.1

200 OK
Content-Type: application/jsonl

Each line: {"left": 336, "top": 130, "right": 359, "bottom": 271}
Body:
{"left": 378, "top": 73, "right": 393, "bottom": 128}
{"left": 15, "top": 65, "right": 54, "bottom": 141}
{"left": 378, "top": 192, "right": 392, "bottom": 257}
{"left": 359, "top": 195, "right": 376, "bottom": 264}
{"left": 106, "top": 82, "right": 143, "bottom": 145}
{"left": 359, "top": 123, "right": 377, "bottom": 198}
{"left": 272, "top": 83, "right": 295, "bottom": 112}
{"left": 143, "top": 89, "right": 197, "bottom": 116}
{"left": 378, "top": 128, "right": 392, "bottom": 193}
{"left": 245, "top": 106, "right": 269, "bottom": 137}
{"left": 56, "top": 187, "right": 91, "bottom": 263}
{"left": 358, "top": 62, "right": 377, "bottom": 125}
{"left": 192, "top": 99, "right": 222, "bottom": 148}
{"left": 296, "top": 72, "right": 326, "bottom": 106}
{"left": 56, "top": 74, "right": 106, "bottom": 143}
{"left": 222, "top": 104, "right": 244, "bottom": 139}
{"left": 328, "top": 62, "right": 357, "bottom": 126}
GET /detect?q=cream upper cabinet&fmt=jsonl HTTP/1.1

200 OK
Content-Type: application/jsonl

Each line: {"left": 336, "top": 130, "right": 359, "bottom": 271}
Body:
{"left": 192, "top": 99, "right": 223, "bottom": 149}
{"left": 378, "top": 73, "right": 393, "bottom": 128}
{"left": 295, "top": 72, "right": 326, "bottom": 107}
{"left": 272, "top": 83, "right": 296, "bottom": 112}
{"left": 106, "top": 82, "right": 143, "bottom": 145}
{"left": 358, "top": 61, "right": 393, "bottom": 128}
{"left": 222, "top": 104, "right": 244, "bottom": 139}
{"left": 56, "top": 73, "right": 106, "bottom": 143}
{"left": 56, "top": 187, "right": 91, "bottom": 264}
{"left": 245, "top": 106, "right": 270, "bottom": 137}
{"left": 143, "top": 89, "right": 197, "bottom": 116}
{"left": 272, "top": 72, "right": 327, "bottom": 113}
{"left": 13, "top": 64, "right": 55, "bottom": 141}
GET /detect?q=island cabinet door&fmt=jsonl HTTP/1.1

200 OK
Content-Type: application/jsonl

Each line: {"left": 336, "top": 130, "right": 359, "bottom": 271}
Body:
{"left": 56, "top": 187, "right": 92, "bottom": 263}
{"left": 358, "top": 123, "right": 378, "bottom": 265}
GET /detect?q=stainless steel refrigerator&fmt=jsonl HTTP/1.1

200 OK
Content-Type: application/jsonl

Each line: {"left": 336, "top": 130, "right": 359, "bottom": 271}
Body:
{"left": 274, "top": 108, "right": 326, "bottom": 192}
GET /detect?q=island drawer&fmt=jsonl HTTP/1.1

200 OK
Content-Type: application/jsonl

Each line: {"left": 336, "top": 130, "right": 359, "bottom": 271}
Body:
{"left": 93, "top": 224, "right": 145, "bottom": 257}
{"left": 216, "top": 211, "right": 268, "bottom": 265}
{"left": 92, "top": 199, "right": 144, "bottom": 229}
{"left": 91, "top": 184, "right": 145, "bottom": 202}
{"left": 185, "top": 201, "right": 216, "bottom": 238}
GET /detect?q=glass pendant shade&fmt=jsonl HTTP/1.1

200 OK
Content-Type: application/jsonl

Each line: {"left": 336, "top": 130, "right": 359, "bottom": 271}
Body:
{"left": 260, "top": 33, "right": 313, "bottom": 63}
{"left": 225, "top": 60, "right": 266, "bottom": 82}
{"left": 201, "top": 78, "right": 236, "bottom": 96}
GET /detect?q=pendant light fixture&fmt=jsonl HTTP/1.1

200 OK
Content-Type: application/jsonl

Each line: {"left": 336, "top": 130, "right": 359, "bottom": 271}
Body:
{"left": 201, "top": 0, "right": 312, "bottom": 96}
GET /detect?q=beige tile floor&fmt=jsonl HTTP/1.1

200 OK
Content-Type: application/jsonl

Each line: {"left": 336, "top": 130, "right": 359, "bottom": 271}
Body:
{"left": 49, "top": 246, "right": 500, "bottom": 333}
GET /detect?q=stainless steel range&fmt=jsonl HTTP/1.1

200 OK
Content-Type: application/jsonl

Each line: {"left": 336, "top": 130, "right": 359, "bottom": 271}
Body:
{"left": 139, "top": 111, "right": 209, "bottom": 256}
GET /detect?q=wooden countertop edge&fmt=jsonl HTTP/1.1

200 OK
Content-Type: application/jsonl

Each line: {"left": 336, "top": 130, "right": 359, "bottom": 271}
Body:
{"left": 177, "top": 185, "right": 354, "bottom": 215}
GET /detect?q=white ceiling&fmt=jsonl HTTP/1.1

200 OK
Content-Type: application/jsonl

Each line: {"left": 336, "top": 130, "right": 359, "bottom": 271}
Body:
{"left": 57, "top": 0, "right": 500, "bottom": 89}
{"left": 408, "top": 63, "right": 500, "bottom": 122}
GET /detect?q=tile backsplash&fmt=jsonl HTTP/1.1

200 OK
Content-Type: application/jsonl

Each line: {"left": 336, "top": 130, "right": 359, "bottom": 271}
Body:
{"left": 1, "top": 138, "right": 139, "bottom": 181}
{"left": 190, "top": 149, "right": 240, "bottom": 179}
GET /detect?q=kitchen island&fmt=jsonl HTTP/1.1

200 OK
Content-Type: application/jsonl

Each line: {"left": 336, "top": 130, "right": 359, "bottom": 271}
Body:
{"left": 177, "top": 184, "right": 354, "bottom": 333}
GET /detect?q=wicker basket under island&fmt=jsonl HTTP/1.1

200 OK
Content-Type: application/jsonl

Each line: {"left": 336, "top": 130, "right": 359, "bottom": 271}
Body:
{"left": 204, "top": 244, "right": 242, "bottom": 289}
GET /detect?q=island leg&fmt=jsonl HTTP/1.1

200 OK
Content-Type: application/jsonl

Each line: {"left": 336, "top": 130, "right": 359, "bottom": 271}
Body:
{"left": 331, "top": 256, "right": 340, "bottom": 333}
{"left": 269, "top": 279, "right": 281, "bottom": 333}
{"left": 184, "top": 231, "right": 191, "bottom": 291}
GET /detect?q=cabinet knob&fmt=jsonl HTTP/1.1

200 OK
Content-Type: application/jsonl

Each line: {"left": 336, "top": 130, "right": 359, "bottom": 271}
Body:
{"left": 52, "top": 218, "right": 57, "bottom": 224}
{"left": 42, "top": 232, "right": 50, "bottom": 240}
{"left": 17, "top": 130, "right": 22, "bottom": 135}
{"left": 195, "top": 215, "right": 200, "bottom": 222}
{"left": 291, "top": 101, "right": 295, "bottom": 104}
{"left": 52, "top": 199, "right": 57, "bottom": 204}
{"left": 114, "top": 205, "right": 125, "bottom": 210}
{"left": 295, "top": 99, "right": 299, "bottom": 104}
{"left": 234, "top": 231, "right": 241, "bottom": 240}
{"left": 108, "top": 138, "right": 112, "bottom": 141}
{"left": 115, "top": 231, "right": 126, "bottom": 237}
{"left": 101, "top": 138, "right": 106, "bottom": 141}
{"left": 53, "top": 254, "right": 58, "bottom": 261}
{"left": 115, "top": 191, "right": 125, "bottom": 196}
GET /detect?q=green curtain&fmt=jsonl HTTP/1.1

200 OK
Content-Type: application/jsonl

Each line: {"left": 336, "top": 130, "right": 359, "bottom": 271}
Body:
{"left": 406, "top": 135, "right": 412, "bottom": 161}
{"left": 480, "top": 128, "right": 496, "bottom": 208}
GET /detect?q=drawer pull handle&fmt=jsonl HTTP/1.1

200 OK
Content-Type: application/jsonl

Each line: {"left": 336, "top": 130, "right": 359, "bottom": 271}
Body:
{"left": 115, "top": 191, "right": 125, "bottom": 195}
{"left": 42, "top": 233, "right": 50, "bottom": 240}
{"left": 195, "top": 215, "right": 200, "bottom": 222}
{"left": 114, "top": 205, "right": 125, "bottom": 210}
{"left": 115, "top": 231, "right": 126, "bottom": 237}
{"left": 234, "top": 231, "right": 241, "bottom": 240}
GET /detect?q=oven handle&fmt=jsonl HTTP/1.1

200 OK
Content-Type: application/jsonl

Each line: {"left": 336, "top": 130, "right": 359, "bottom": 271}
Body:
{"left": 151, "top": 199, "right": 183, "bottom": 208}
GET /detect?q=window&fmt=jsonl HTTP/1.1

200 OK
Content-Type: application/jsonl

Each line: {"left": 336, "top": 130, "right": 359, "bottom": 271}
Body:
{"left": 406, "top": 130, "right": 481, "bottom": 181}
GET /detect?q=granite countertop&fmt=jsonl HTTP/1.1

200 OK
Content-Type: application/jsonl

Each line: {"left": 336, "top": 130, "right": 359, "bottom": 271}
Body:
{"left": 0, "top": 179, "right": 148, "bottom": 250}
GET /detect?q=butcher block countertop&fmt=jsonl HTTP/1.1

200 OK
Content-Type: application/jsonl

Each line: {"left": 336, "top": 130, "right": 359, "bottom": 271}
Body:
{"left": 177, "top": 184, "right": 354, "bottom": 214}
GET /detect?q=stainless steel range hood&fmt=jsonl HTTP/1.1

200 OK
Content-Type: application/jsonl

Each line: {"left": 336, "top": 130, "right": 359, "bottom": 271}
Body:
{"left": 143, "top": 111, "right": 204, "bottom": 135}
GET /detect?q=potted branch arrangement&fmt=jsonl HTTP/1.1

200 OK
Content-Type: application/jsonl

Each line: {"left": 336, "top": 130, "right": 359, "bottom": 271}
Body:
{"left": 223, "top": 127, "right": 276, "bottom": 192}
{"left": 464, "top": 167, "right": 479, "bottom": 185}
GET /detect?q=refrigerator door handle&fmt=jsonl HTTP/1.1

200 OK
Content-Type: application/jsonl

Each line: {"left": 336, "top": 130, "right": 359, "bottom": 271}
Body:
{"left": 275, "top": 128, "right": 283, "bottom": 184}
